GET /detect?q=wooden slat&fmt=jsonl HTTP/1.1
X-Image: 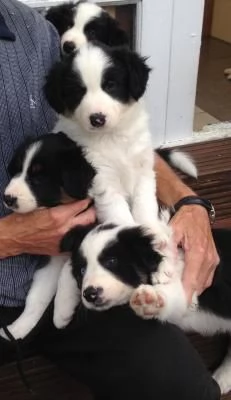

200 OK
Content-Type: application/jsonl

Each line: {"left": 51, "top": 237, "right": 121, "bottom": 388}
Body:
{"left": 2, "top": 138, "right": 231, "bottom": 399}
{"left": 171, "top": 138, "right": 231, "bottom": 226}
{"left": 0, "top": 357, "right": 92, "bottom": 400}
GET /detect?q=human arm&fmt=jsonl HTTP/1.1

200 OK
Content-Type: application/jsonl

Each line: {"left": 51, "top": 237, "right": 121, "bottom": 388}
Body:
{"left": 0, "top": 200, "right": 95, "bottom": 258}
{"left": 155, "top": 153, "right": 219, "bottom": 302}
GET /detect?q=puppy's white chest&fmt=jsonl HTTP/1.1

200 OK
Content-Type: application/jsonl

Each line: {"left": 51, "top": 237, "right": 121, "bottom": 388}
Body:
{"left": 88, "top": 144, "right": 147, "bottom": 197}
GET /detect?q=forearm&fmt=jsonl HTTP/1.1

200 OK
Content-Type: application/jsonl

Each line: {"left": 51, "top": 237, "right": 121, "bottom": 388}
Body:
{"left": 155, "top": 154, "right": 195, "bottom": 206}
{"left": 0, "top": 214, "right": 23, "bottom": 258}
{"left": 0, "top": 201, "right": 95, "bottom": 258}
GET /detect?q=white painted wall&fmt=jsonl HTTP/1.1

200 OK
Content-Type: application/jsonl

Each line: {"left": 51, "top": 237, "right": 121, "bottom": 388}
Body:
{"left": 164, "top": 0, "right": 205, "bottom": 145}
{"left": 19, "top": 0, "right": 205, "bottom": 146}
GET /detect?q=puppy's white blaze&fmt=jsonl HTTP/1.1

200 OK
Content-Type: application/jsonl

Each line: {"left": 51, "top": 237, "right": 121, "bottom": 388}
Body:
{"left": 4, "top": 142, "right": 41, "bottom": 213}
{"left": 169, "top": 150, "right": 197, "bottom": 178}
{"left": 81, "top": 225, "right": 122, "bottom": 263}
{"left": 81, "top": 225, "right": 134, "bottom": 309}
{"left": 74, "top": 3, "right": 102, "bottom": 31}
{"left": 82, "top": 263, "right": 133, "bottom": 310}
{"left": 74, "top": 44, "right": 111, "bottom": 91}
{"left": 61, "top": 3, "right": 102, "bottom": 50}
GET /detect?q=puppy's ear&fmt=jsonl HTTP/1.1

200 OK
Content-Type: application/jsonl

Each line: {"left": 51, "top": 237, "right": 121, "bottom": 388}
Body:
{"left": 118, "top": 227, "right": 162, "bottom": 274}
{"left": 45, "top": 3, "right": 76, "bottom": 36}
{"left": 7, "top": 137, "right": 35, "bottom": 177}
{"left": 61, "top": 144, "right": 96, "bottom": 200}
{"left": 60, "top": 223, "right": 96, "bottom": 253}
{"left": 113, "top": 48, "right": 151, "bottom": 101}
{"left": 44, "top": 61, "right": 70, "bottom": 114}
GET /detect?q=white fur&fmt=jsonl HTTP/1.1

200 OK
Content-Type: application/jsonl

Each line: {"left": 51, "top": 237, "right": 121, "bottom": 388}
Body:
{"left": 213, "top": 344, "right": 231, "bottom": 394}
{"left": 0, "top": 256, "right": 66, "bottom": 340}
{"left": 53, "top": 259, "right": 80, "bottom": 328}
{"left": 4, "top": 142, "right": 41, "bottom": 213}
{"left": 54, "top": 44, "right": 167, "bottom": 243}
{"left": 61, "top": 3, "right": 102, "bottom": 52}
{"left": 80, "top": 226, "right": 134, "bottom": 310}
{"left": 168, "top": 150, "right": 197, "bottom": 178}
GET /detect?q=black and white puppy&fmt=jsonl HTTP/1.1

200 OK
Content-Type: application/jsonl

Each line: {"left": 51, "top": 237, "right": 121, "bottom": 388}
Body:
{"left": 0, "top": 128, "right": 193, "bottom": 339}
{"left": 0, "top": 132, "right": 95, "bottom": 340}
{"left": 59, "top": 221, "right": 231, "bottom": 395}
{"left": 45, "top": 42, "right": 197, "bottom": 244}
{"left": 45, "top": 1, "right": 128, "bottom": 56}
{"left": 4, "top": 132, "right": 95, "bottom": 213}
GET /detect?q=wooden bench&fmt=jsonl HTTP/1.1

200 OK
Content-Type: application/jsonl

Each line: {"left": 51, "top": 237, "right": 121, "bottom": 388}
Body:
{"left": 1, "top": 138, "right": 231, "bottom": 399}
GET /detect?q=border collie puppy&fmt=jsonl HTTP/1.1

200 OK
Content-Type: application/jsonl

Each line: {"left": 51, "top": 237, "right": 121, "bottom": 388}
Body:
{"left": 4, "top": 132, "right": 95, "bottom": 213}
{"left": 45, "top": 1, "right": 128, "bottom": 56}
{"left": 0, "top": 132, "right": 95, "bottom": 340}
{"left": 45, "top": 42, "right": 197, "bottom": 246}
{"left": 0, "top": 128, "right": 193, "bottom": 339}
{"left": 58, "top": 221, "right": 231, "bottom": 395}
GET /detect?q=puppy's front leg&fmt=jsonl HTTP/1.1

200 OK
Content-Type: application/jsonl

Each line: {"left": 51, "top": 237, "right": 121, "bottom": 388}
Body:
{"left": 53, "top": 259, "right": 80, "bottom": 329}
{"left": 92, "top": 177, "right": 135, "bottom": 225}
{"left": 132, "top": 168, "right": 170, "bottom": 244}
{"left": 0, "top": 256, "right": 64, "bottom": 340}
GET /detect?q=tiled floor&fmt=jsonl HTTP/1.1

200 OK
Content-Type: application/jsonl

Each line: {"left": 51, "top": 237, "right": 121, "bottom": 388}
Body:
{"left": 194, "top": 37, "right": 231, "bottom": 130}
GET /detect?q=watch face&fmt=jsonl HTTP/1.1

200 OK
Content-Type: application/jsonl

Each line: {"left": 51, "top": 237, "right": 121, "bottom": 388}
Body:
{"left": 208, "top": 201, "right": 216, "bottom": 224}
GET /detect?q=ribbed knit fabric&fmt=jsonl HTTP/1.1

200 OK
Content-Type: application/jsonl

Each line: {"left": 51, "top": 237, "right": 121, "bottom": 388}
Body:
{"left": 0, "top": 0, "right": 60, "bottom": 306}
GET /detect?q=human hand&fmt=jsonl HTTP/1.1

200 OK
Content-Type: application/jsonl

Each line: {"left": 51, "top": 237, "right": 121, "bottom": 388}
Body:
{"left": 0, "top": 199, "right": 96, "bottom": 257}
{"left": 170, "top": 205, "right": 219, "bottom": 303}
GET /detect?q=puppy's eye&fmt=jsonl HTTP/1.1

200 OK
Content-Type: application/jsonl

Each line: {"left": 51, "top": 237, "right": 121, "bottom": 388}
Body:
{"left": 80, "top": 267, "right": 86, "bottom": 276}
{"left": 88, "top": 29, "right": 96, "bottom": 39}
{"left": 105, "top": 257, "right": 118, "bottom": 269}
{"left": 104, "top": 80, "right": 116, "bottom": 91}
{"left": 31, "top": 163, "right": 43, "bottom": 174}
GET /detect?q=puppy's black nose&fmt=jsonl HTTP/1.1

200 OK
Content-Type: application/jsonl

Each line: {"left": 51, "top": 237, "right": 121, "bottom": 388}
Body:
{"left": 90, "top": 113, "right": 106, "bottom": 128}
{"left": 3, "top": 194, "right": 17, "bottom": 208}
{"left": 83, "top": 286, "right": 103, "bottom": 303}
{"left": 63, "top": 41, "right": 76, "bottom": 54}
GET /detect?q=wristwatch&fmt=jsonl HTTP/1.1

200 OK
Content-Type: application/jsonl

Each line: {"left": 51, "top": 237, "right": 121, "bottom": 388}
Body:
{"left": 173, "top": 196, "right": 216, "bottom": 224}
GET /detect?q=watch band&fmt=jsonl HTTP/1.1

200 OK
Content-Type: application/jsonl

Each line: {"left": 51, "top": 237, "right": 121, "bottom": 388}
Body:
{"left": 173, "top": 196, "right": 216, "bottom": 224}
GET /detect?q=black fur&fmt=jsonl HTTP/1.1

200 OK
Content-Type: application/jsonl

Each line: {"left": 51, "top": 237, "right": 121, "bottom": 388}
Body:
{"left": 44, "top": 58, "right": 86, "bottom": 114}
{"left": 98, "top": 227, "right": 162, "bottom": 287}
{"left": 60, "top": 223, "right": 96, "bottom": 253}
{"left": 60, "top": 223, "right": 96, "bottom": 288}
{"left": 8, "top": 132, "right": 95, "bottom": 207}
{"left": 45, "top": 1, "right": 128, "bottom": 53}
{"left": 84, "top": 12, "right": 128, "bottom": 47}
{"left": 156, "top": 149, "right": 172, "bottom": 164}
{"left": 96, "top": 223, "right": 118, "bottom": 232}
{"left": 198, "top": 228, "right": 231, "bottom": 319}
{"left": 45, "top": 43, "right": 151, "bottom": 114}
{"left": 108, "top": 46, "right": 151, "bottom": 101}
{"left": 46, "top": 3, "right": 76, "bottom": 36}
{"left": 62, "top": 225, "right": 163, "bottom": 289}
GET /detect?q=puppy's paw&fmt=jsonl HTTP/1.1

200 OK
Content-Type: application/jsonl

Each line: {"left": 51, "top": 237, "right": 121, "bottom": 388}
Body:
{"left": 130, "top": 284, "right": 165, "bottom": 319}
{"left": 213, "top": 365, "right": 231, "bottom": 395}
{"left": 0, "top": 319, "right": 33, "bottom": 340}
{"left": 150, "top": 222, "right": 172, "bottom": 250}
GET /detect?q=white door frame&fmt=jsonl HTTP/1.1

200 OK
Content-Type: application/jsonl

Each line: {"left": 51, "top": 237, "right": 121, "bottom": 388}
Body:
{"left": 20, "top": 0, "right": 205, "bottom": 146}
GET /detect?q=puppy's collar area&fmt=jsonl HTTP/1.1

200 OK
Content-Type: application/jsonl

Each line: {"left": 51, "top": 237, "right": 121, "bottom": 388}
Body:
{"left": 0, "top": 13, "right": 16, "bottom": 41}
